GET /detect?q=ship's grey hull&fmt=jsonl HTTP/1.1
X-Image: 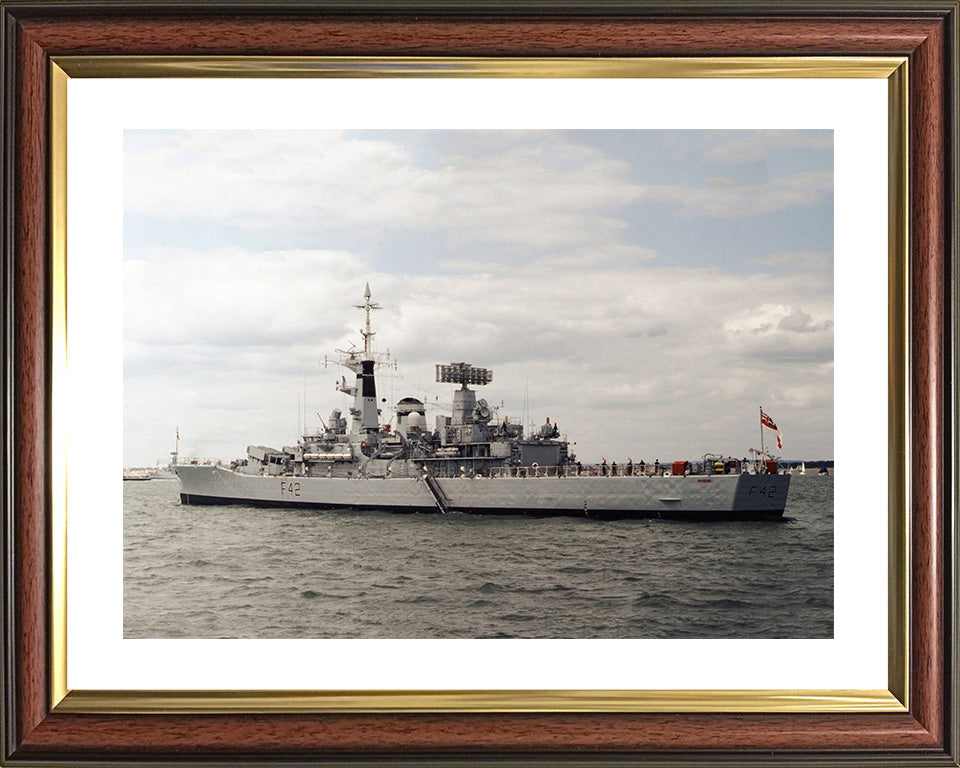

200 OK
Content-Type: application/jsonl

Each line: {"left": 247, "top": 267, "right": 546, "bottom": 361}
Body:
{"left": 176, "top": 465, "right": 790, "bottom": 520}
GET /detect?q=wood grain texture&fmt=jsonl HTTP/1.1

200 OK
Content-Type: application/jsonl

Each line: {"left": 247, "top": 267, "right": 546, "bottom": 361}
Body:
{"left": 908, "top": 12, "right": 946, "bottom": 747}
{"left": 13, "top": 22, "right": 49, "bottom": 748}
{"left": 18, "top": 16, "right": 941, "bottom": 56}
{"left": 3, "top": 5, "right": 955, "bottom": 764}
{"left": 13, "top": 712, "right": 942, "bottom": 754}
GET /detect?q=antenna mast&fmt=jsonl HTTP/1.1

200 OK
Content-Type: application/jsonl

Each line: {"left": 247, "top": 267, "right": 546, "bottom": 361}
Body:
{"left": 329, "top": 284, "right": 394, "bottom": 434}
{"left": 759, "top": 405, "right": 766, "bottom": 461}
{"left": 354, "top": 282, "right": 381, "bottom": 359}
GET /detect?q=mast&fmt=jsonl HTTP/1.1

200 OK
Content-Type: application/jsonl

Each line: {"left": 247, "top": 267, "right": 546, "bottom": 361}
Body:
{"left": 759, "top": 405, "right": 765, "bottom": 462}
{"left": 356, "top": 282, "right": 380, "bottom": 359}
{"left": 325, "top": 285, "right": 397, "bottom": 434}
{"left": 352, "top": 284, "right": 382, "bottom": 433}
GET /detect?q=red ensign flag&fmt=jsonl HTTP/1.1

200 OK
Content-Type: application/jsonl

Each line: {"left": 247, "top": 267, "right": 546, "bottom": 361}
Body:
{"left": 760, "top": 410, "right": 783, "bottom": 450}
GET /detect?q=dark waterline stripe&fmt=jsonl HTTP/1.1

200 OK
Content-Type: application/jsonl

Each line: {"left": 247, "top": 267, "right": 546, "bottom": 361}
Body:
{"left": 179, "top": 493, "right": 785, "bottom": 521}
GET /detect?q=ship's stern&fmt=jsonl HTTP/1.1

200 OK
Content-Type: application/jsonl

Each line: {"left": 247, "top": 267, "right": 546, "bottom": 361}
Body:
{"left": 731, "top": 473, "right": 791, "bottom": 517}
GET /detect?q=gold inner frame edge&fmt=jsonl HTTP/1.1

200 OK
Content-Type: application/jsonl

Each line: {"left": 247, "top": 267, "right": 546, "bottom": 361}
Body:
{"left": 57, "top": 688, "right": 903, "bottom": 714}
{"left": 53, "top": 55, "right": 905, "bottom": 79}
{"left": 48, "top": 55, "right": 910, "bottom": 714}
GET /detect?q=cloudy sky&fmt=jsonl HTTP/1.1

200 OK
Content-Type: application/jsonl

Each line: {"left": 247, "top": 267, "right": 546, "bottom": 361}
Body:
{"left": 123, "top": 129, "right": 833, "bottom": 467}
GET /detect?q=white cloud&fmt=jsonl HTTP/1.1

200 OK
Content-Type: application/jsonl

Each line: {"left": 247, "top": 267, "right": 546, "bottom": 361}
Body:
{"left": 125, "top": 249, "right": 834, "bottom": 465}
{"left": 124, "top": 247, "right": 369, "bottom": 351}
{"left": 636, "top": 170, "right": 833, "bottom": 219}
{"left": 125, "top": 131, "right": 643, "bottom": 254}
{"left": 126, "top": 131, "right": 832, "bottom": 262}
{"left": 122, "top": 130, "right": 835, "bottom": 465}
{"left": 723, "top": 303, "right": 834, "bottom": 362}
{"left": 126, "top": 131, "right": 443, "bottom": 232}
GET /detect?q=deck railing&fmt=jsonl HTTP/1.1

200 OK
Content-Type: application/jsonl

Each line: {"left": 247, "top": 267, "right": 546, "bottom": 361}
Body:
{"left": 476, "top": 462, "right": 773, "bottom": 479}
{"left": 484, "top": 464, "right": 696, "bottom": 479}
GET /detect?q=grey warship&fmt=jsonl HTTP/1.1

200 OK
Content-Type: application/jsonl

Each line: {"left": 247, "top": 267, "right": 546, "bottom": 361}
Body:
{"left": 176, "top": 286, "right": 791, "bottom": 520}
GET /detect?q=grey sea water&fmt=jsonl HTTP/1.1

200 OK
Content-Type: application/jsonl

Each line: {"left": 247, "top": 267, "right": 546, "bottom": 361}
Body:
{"left": 123, "top": 474, "right": 833, "bottom": 639}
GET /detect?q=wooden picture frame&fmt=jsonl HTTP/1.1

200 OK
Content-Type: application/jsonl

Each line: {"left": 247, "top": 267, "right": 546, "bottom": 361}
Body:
{"left": 2, "top": 2, "right": 957, "bottom": 765}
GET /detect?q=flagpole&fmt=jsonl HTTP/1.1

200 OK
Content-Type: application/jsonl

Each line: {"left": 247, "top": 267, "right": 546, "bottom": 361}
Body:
{"left": 759, "top": 405, "right": 765, "bottom": 463}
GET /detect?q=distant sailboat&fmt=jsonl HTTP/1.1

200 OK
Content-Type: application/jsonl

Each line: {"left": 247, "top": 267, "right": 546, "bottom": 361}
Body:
{"left": 799, "top": 461, "right": 806, "bottom": 475}
{"left": 818, "top": 463, "right": 828, "bottom": 475}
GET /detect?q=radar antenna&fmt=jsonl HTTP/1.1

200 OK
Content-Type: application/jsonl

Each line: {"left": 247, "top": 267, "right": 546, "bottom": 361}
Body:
{"left": 436, "top": 362, "right": 493, "bottom": 389}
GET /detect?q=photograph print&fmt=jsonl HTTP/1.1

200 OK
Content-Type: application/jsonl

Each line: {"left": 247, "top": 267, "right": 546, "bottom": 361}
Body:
{"left": 123, "top": 129, "right": 834, "bottom": 640}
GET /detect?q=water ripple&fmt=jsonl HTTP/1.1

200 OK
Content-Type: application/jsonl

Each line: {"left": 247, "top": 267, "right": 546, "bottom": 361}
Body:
{"left": 124, "top": 475, "right": 834, "bottom": 639}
